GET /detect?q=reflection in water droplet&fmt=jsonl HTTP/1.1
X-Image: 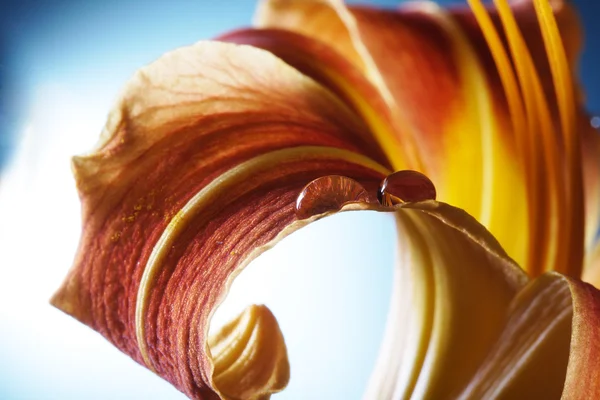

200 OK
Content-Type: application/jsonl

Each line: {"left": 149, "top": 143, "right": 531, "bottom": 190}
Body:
{"left": 295, "top": 175, "right": 371, "bottom": 220}
{"left": 377, "top": 170, "right": 436, "bottom": 206}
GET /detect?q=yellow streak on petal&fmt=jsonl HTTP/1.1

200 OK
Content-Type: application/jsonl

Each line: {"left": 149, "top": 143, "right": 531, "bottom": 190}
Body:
{"left": 254, "top": 0, "right": 423, "bottom": 171}
{"left": 466, "top": 0, "right": 581, "bottom": 277}
{"left": 337, "top": 77, "right": 413, "bottom": 171}
{"left": 209, "top": 304, "right": 289, "bottom": 400}
{"left": 533, "top": 0, "right": 584, "bottom": 278}
{"left": 492, "top": 0, "right": 567, "bottom": 276}
{"left": 533, "top": 0, "right": 576, "bottom": 153}
{"left": 418, "top": 3, "right": 482, "bottom": 224}
{"left": 298, "top": 58, "right": 414, "bottom": 170}
{"left": 527, "top": 67, "right": 565, "bottom": 275}
{"left": 465, "top": 0, "right": 533, "bottom": 270}
{"left": 419, "top": 3, "right": 528, "bottom": 267}
{"left": 134, "top": 145, "right": 391, "bottom": 371}
{"left": 465, "top": 0, "right": 527, "bottom": 162}
{"left": 327, "top": 4, "right": 419, "bottom": 172}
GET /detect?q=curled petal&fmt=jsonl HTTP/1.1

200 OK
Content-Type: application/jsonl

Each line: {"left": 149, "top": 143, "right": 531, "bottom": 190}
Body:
{"left": 367, "top": 208, "right": 600, "bottom": 399}
{"left": 209, "top": 305, "right": 290, "bottom": 399}
{"left": 365, "top": 202, "right": 528, "bottom": 399}
{"left": 51, "top": 39, "right": 393, "bottom": 399}
{"left": 51, "top": 2, "right": 600, "bottom": 399}
{"left": 458, "top": 272, "right": 600, "bottom": 399}
{"left": 52, "top": 38, "right": 381, "bottom": 327}
{"left": 457, "top": 273, "right": 573, "bottom": 398}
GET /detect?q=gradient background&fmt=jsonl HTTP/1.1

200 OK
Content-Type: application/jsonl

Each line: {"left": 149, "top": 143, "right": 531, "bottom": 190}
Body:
{"left": 0, "top": 1, "right": 598, "bottom": 399}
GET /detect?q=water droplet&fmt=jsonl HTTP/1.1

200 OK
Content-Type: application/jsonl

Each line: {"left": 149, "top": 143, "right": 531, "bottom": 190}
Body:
{"left": 591, "top": 116, "right": 600, "bottom": 129}
{"left": 378, "top": 170, "right": 436, "bottom": 206}
{"left": 295, "top": 175, "right": 371, "bottom": 220}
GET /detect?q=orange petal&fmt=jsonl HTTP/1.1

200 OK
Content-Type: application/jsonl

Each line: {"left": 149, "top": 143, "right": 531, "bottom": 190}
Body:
{"left": 256, "top": 0, "right": 595, "bottom": 279}
{"left": 256, "top": 1, "right": 467, "bottom": 175}
{"left": 455, "top": 0, "right": 588, "bottom": 276}
{"left": 50, "top": 40, "right": 393, "bottom": 399}
{"left": 218, "top": 28, "right": 409, "bottom": 170}
{"left": 256, "top": 0, "right": 528, "bottom": 266}
{"left": 51, "top": 3, "right": 600, "bottom": 399}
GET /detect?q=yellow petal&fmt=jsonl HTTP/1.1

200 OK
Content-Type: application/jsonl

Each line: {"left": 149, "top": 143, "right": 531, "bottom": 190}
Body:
{"left": 209, "top": 305, "right": 289, "bottom": 400}
{"left": 366, "top": 201, "right": 528, "bottom": 398}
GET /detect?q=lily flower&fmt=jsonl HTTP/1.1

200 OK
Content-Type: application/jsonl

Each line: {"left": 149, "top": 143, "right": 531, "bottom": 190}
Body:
{"left": 52, "top": 0, "right": 600, "bottom": 399}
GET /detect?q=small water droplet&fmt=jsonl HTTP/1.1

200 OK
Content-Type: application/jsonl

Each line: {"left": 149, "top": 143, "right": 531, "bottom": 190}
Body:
{"left": 591, "top": 116, "right": 600, "bottom": 129}
{"left": 377, "top": 170, "right": 436, "bottom": 206}
{"left": 295, "top": 175, "right": 371, "bottom": 220}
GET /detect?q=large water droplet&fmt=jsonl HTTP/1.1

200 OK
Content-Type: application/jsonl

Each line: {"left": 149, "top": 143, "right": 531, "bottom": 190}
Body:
{"left": 295, "top": 175, "right": 371, "bottom": 220}
{"left": 377, "top": 170, "right": 436, "bottom": 206}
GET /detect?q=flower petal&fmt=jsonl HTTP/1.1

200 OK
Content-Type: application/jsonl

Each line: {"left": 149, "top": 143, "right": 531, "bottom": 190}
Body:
{"left": 256, "top": 0, "right": 596, "bottom": 279}
{"left": 454, "top": 0, "right": 589, "bottom": 277}
{"left": 255, "top": 0, "right": 467, "bottom": 177}
{"left": 209, "top": 304, "right": 290, "bottom": 399}
{"left": 365, "top": 208, "right": 600, "bottom": 399}
{"left": 218, "top": 28, "right": 410, "bottom": 170}
{"left": 457, "top": 272, "right": 573, "bottom": 398}
{"left": 458, "top": 272, "right": 600, "bottom": 399}
{"left": 51, "top": 39, "right": 393, "bottom": 399}
{"left": 365, "top": 201, "right": 528, "bottom": 399}
{"left": 50, "top": 3, "right": 600, "bottom": 400}
{"left": 561, "top": 275, "right": 600, "bottom": 398}
{"left": 54, "top": 36, "right": 530, "bottom": 397}
{"left": 52, "top": 39, "right": 382, "bottom": 324}
{"left": 255, "top": 0, "right": 529, "bottom": 267}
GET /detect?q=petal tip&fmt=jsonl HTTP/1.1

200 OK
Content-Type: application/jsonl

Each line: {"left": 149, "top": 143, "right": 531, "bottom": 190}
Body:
{"left": 209, "top": 304, "right": 290, "bottom": 400}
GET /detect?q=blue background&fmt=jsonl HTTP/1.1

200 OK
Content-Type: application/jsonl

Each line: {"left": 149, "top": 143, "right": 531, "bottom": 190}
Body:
{"left": 0, "top": 1, "right": 598, "bottom": 399}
